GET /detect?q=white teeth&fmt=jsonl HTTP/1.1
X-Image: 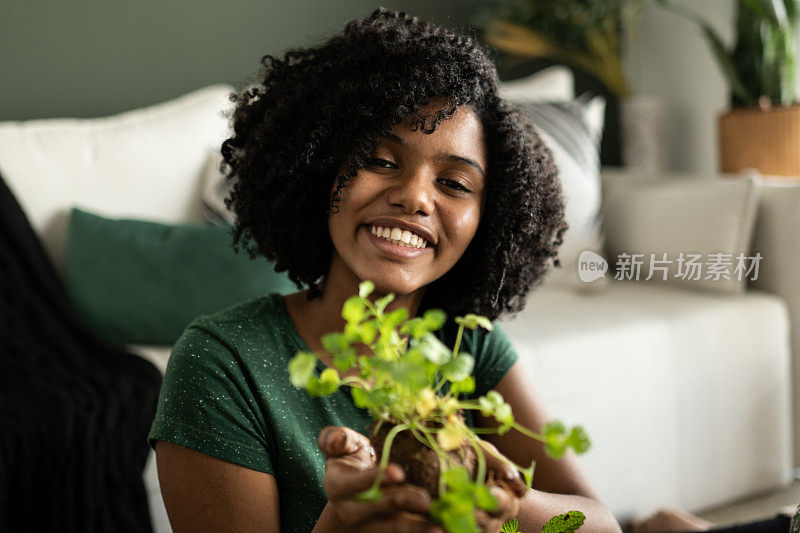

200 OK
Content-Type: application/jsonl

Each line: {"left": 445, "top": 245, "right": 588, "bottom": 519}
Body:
{"left": 368, "top": 225, "right": 429, "bottom": 249}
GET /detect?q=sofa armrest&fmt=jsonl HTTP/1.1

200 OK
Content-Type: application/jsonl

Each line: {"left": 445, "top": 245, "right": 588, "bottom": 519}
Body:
{"left": 747, "top": 177, "right": 800, "bottom": 465}
{"left": 599, "top": 168, "right": 760, "bottom": 295}
{"left": 600, "top": 167, "right": 800, "bottom": 464}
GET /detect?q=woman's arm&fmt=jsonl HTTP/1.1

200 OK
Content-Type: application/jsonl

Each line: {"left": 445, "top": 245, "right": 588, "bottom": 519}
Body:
{"left": 475, "top": 362, "right": 622, "bottom": 533}
{"left": 156, "top": 432, "right": 441, "bottom": 533}
{"left": 155, "top": 440, "right": 281, "bottom": 533}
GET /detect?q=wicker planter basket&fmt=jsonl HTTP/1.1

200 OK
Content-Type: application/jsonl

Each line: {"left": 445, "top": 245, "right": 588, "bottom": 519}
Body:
{"left": 718, "top": 104, "right": 800, "bottom": 177}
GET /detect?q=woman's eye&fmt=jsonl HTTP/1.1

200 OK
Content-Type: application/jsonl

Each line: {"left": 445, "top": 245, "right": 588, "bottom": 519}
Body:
{"left": 366, "top": 157, "right": 396, "bottom": 169}
{"left": 439, "top": 178, "right": 471, "bottom": 193}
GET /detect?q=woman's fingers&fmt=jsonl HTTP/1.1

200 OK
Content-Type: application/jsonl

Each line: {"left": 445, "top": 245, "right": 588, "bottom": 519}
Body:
{"left": 480, "top": 440, "right": 528, "bottom": 498}
{"left": 485, "top": 485, "right": 520, "bottom": 519}
{"left": 324, "top": 459, "right": 405, "bottom": 499}
{"left": 318, "top": 426, "right": 374, "bottom": 461}
{"left": 337, "top": 484, "right": 435, "bottom": 526}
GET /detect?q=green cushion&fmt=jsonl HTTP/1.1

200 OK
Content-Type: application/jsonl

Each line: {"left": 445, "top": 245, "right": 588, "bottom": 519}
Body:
{"left": 63, "top": 208, "right": 297, "bottom": 345}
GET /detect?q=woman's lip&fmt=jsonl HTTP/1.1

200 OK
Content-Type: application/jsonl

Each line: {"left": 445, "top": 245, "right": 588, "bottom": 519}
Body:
{"left": 363, "top": 225, "right": 432, "bottom": 258}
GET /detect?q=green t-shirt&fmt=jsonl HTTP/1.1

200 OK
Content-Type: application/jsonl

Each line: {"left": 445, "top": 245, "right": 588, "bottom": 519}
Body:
{"left": 148, "top": 292, "right": 518, "bottom": 532}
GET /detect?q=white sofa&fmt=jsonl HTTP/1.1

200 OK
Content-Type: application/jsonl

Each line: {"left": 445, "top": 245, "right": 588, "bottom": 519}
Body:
{"left": 0, "top": 85, "right": 794, "bottom": 530}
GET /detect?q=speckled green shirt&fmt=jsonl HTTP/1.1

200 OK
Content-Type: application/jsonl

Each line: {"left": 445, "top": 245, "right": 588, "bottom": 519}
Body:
{"left": 147, "top": 292, "right": 518, "bottom": 532}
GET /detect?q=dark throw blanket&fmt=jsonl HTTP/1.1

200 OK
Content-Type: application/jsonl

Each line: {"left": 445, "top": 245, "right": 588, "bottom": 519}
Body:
{"left": 0, "top": 175, "right": 163, "bottom": 532}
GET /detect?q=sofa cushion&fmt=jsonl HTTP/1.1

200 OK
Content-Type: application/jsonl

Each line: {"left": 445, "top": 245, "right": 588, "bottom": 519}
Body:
{"left": 0, "top": 84, "right": 234, "bottom": 274}
{"left": 602, "top": 172, "right": 761, "bottom": 294}
{"left": 63, "top": 208, "right": 297, "bottom": 345}
{"left": 500, "top": 280, "right": 791, "bottom": 518}
{"left": 517, "top": 96, "right": 608, "bottom": 292}
{"left": 498, "top": 65, "right": 575, "bottom": 102}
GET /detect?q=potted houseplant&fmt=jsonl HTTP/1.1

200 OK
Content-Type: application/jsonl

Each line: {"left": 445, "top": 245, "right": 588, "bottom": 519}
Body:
{"left": 474, "top": 0, "right": 641, "bottom": 98}
{"left": 657, "top": 0, "right": 800, "bottom": 176}
{"left": 288, "top": 281, "right": 591, "bottom": 533}
{"left": 473, "top": 1, "right": 669, "bottom": 173}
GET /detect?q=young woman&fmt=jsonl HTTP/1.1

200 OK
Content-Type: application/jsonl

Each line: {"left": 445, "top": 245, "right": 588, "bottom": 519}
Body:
{"left": 147, "top": 8, "right": 624, "bottom": 532}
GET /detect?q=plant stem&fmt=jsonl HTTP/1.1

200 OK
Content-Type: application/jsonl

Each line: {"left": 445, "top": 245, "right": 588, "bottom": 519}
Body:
{"left": 465, "top": 432, "right": 487, "bottom": 485}
{"left": 365, "top": 422, "right": 409, "bottom": 493}
{"left": 411, "top": 426, "right": 451, "bottom": 496}
{"left": 509, "top": 421, "right": 547, "bottom": 443}
{"left": 452, "top": 323, "right": 465, "bottom": 358}
{"left": 341, "top": 376, "right": 371, "bottom": 389}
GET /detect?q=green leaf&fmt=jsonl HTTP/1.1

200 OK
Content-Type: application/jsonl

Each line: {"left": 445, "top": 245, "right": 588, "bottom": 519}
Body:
{"left": 342, "top": 296, "right": 366, "bottom": 324}
{"left": 443, "top": 466, "right": 472, "bottom": 491}
{"left": 422, "top": 309, "right": 447, "bottom": 331}
{"left": 520, "top": 461, "right": 535, "bottom": 489}
{"left": 383, "top": 307, "right": 409, "bottom": 331}
{"left": 350, "top": 387, "right": 369, "bottom": 408}
{"left": 542, "top": 511, "right": 586, "bottom": 533}
{"left": 455, "top": 314, "right": 494, "bottom": 331}
{"left": 743, "top": 0, "right": 789, "bottom": 28}
{"left": 333, "top": 351, "right": 356, "bottom": 373}
{"left": 478, "top": 391, "right": 505, "bottom": 416}
{"left": 565, "top": 426, "right": 591, "bottom": 455}
{"left": 375, "top": 293, "right": 394, "bottom": 314}
{"left": 543, "top": 421, "right": 570, "bottom": 459}
{"left": 441, "top": 353, "right": 475, "bottom": 383}
{"left": 472, "top": 484, "right": 498, "bottom": 512}
{"left": 400, "top": 317, "right": 429, "bottom": 339}
{"left": 449, "top": 375, "right": 476, "bottom": 395}
{"left": 656, "top": 0, "right": 755, "bottom": 105}
{"left": 416, "top": 333, "right": 451, "bottom": 365}
{"left": 288, "top": 352, "right": 317, "bottom": 388}
{"left": 306, "top": 368, "right": 340, "bottom": 397}
{"left": 359, "top": 320, "right": 378, "bottom": 344}
{"left": 358, "top": 280, "right": 375, "bottom": 297}
{"left": 542, "top": 422, "right": 591, "bottom": 458}
{"left": 501, "top": 518, "right": 520, "bottom": 533}
{"left": 321, "top": 332, "right": 350, "bottom": 355}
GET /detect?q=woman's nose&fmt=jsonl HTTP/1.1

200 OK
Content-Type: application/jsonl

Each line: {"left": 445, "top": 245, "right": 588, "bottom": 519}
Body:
{"left": 386, "top": 170, "right": 434, "bottom": 216}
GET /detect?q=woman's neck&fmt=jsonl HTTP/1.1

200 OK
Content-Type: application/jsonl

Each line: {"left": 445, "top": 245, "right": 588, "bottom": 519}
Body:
{"left": 283, "top": 259, "right": 426, "bottom": 358}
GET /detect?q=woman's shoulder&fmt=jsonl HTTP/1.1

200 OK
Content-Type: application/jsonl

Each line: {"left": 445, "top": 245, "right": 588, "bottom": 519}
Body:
{"left": 168, "top": 292, "right": 298, "bottom": 369}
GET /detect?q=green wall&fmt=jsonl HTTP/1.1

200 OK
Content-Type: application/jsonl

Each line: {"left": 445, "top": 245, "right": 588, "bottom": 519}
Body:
{"left": 1, "top": 1, "right": 480, "bottom": 121}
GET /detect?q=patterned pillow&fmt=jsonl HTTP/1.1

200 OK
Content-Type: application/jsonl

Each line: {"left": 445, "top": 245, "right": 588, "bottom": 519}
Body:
{"left": 517, "top": 95, "right": 609, "bottom": 292}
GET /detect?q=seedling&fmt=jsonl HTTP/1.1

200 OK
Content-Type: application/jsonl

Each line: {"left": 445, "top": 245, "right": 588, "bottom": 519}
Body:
{"left": 288, "top": 281, "right": 589, "bottom": 533}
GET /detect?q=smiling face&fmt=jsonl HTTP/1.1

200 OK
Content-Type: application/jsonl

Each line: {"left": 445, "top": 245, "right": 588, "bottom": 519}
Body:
{"left": 326, "top": 103, "right": 487, "bottom": 299}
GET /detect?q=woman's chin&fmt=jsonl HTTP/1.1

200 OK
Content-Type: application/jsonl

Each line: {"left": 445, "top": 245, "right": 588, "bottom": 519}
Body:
{"left": 360, "top": 277, "right": 425, "bottom": 299}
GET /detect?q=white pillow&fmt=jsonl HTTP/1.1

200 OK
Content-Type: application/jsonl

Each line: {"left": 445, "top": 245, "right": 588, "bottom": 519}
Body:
{"left": 602, "top": 173, "right": 761, "bottom": 294}
{"left": 499, "top": 66, "right": 575, "bottom": 102}
{"left": 0, "top": 84, "right": 235, "bottom": 273}
{"left": 200, "top": 149, "right": 235, "bottom": 225}
{"left": 517, "top": 95, "right": 608, "bottom": 293}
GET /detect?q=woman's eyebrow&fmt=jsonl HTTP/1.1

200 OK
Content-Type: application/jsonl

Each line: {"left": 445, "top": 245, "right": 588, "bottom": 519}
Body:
{"left": 379, "top": 133, "right": 485, "bottom": 177}
{"left": 435, "top": 153, "right": 486, "bottom": 178}
{"left": 380, "top": 132, "right": 404, "bottom": 145}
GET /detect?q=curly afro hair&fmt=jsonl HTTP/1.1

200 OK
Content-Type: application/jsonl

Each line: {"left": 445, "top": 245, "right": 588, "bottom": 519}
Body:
{"left": 221, "top": 8, "right": 567, "bottom": 322}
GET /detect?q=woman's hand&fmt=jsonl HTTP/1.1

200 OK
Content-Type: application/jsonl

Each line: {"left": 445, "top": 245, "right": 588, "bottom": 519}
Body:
{"left": 474, "top": 439, "right": 528, "bottom": 532}
{"left": 318, "top": 426, "right": 444, "bottom": 533}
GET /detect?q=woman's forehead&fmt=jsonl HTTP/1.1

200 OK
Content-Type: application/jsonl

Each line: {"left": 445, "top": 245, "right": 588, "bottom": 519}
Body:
{"left": 382, "top": 106, "right": 487, "bottom": 166}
